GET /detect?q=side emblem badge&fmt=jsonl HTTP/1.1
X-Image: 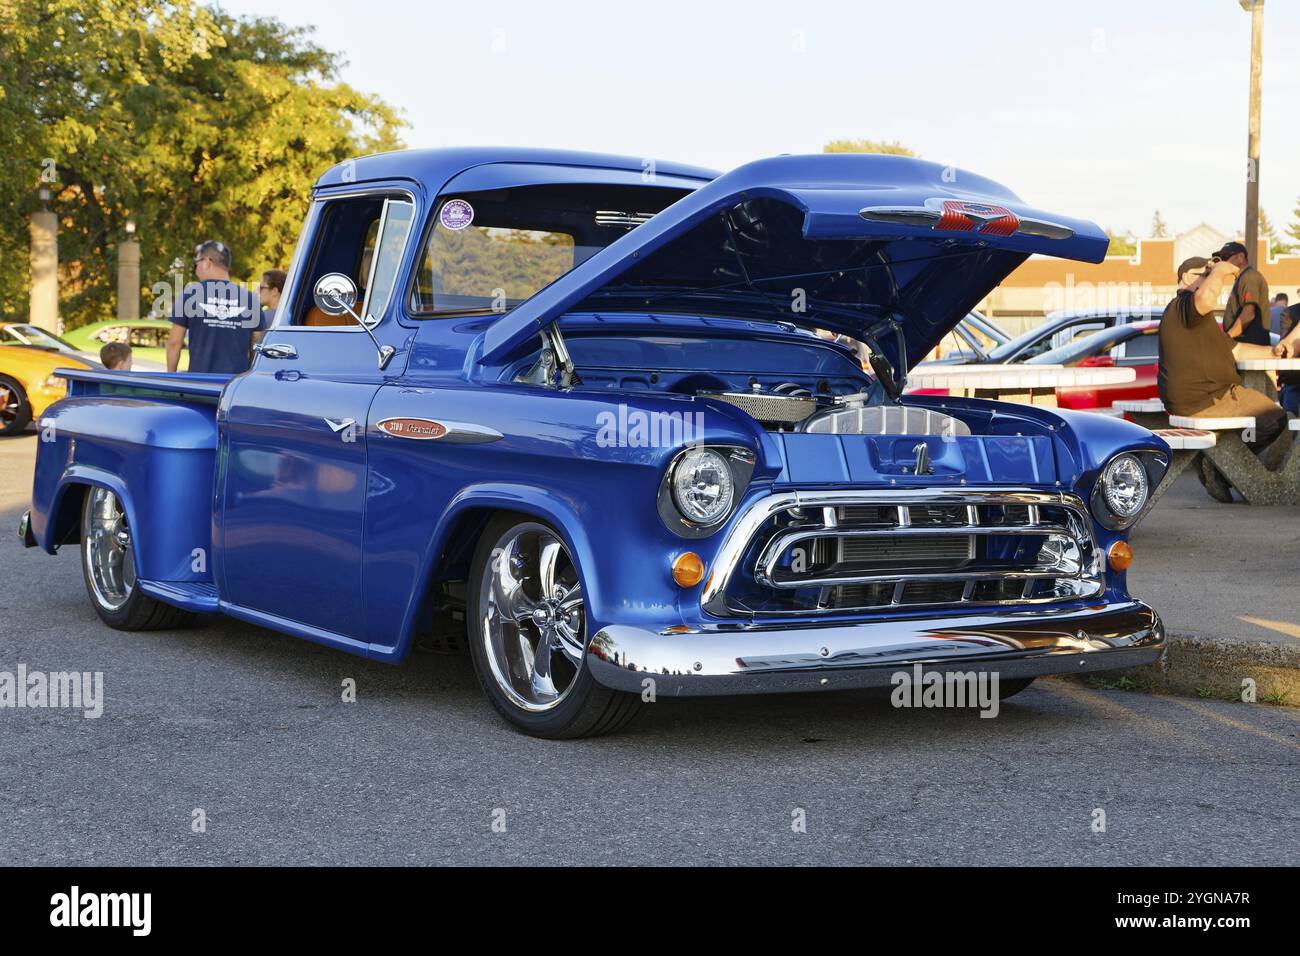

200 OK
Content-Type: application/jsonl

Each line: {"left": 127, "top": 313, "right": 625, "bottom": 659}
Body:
{"left": 376, "top": 417, "right": 448, "bottom": 440}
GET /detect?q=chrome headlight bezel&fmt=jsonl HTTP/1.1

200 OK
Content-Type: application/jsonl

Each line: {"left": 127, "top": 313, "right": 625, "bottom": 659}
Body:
{"left": 658, "top": 445, "right": 755, "bottom": 538}
{"left": 1090, "top": 450, "right": 1168, "bottom": 530}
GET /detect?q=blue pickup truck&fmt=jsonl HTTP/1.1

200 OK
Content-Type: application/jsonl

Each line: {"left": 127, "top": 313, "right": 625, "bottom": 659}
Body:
{"left": 20, "top": 148, "right": 1169, "bottom": 737}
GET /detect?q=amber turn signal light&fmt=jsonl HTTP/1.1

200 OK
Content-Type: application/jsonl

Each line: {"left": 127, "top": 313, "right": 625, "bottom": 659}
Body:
{"left": 672, "top": 551, "right": 705, "bottom": 588}
{"left": 1108, "top": 540, "right": 1133, "bottom": 572}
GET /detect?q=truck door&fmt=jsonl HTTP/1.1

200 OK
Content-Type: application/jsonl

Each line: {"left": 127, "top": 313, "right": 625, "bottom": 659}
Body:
{"left": 218, "top": 191, "right": 415, "bottom": 644}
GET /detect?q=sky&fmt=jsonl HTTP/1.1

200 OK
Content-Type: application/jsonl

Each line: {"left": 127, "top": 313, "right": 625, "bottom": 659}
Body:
{"left": 217, "top": 0, "right": 1300, "bottom": 242}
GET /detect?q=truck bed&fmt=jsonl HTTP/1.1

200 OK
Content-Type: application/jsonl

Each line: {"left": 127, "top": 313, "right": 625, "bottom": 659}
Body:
{"left": 57, "top": 367, "right": 229, "bottom": 401}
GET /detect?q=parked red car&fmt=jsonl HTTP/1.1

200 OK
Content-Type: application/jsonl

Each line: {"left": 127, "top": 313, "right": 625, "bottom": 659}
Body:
{"left": 1029, "top": 322, "right": 1160, "bottom": 410}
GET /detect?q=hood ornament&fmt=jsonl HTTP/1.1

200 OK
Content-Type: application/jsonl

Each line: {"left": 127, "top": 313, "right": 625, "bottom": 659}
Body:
{"left": 913, "top": 441, "right": 933, "bottom": 476}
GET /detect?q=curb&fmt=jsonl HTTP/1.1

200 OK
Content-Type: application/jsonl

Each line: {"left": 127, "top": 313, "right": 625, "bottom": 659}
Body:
{"left": 1075, "top": 632, "right": 1300, "bottom": 706}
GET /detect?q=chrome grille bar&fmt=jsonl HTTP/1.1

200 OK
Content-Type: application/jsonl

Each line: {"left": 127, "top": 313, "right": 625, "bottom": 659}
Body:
{"left": 700, "top": 488, "right": 1104, "bottom": 618}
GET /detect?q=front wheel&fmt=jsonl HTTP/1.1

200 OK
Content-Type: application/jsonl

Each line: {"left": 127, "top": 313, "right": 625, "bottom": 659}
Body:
{"left": 81, "top": 486, "right": 194, "bottom": 630}
{"left": 467, "top": 515, "right": 642, "bottom": 738}
{"left": 0, "top": 375, "right": 32, "bottom": 436}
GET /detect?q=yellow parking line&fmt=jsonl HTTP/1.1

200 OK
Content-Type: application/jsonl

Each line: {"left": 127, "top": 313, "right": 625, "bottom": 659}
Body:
{"left": 1236, "top": 616, "right": 1300, "bottom": 642}
{"left": 1164, "top": 697, "right": 1300, "bottom": 753}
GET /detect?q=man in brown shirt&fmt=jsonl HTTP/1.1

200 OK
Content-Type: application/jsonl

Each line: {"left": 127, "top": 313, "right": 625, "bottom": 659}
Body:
{"left": 1158, "top": 256, "right": 1287, "bottom": 454}
{"left": 1218, "top": 240, "right": 1271, "bottom": 346}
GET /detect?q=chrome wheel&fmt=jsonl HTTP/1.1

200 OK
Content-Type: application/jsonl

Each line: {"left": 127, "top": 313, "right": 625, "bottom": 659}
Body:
{"left": 84, "top": 487, "right": 135, "bottom": 611}
{"left": 479, "top": 523, "right": 586, "bottom": 713}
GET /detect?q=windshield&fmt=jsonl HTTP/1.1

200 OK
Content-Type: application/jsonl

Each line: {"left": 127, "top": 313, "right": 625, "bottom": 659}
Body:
{"left": 2, "top": 324, "right": 76, "bottom": 350}
{"left": 963, "top": 310, "right": 1011, "bottom": 347}
{"left": 410, "top": 183, "right": 691, "bottom": 316}
{"left": 1027, "top": 326, "right": 1133, "bottom": 365}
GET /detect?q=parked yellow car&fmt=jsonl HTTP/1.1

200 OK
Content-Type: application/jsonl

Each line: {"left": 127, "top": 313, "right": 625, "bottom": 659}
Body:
{"left": 0, "top": 344, "right": 94, "bottom": 436}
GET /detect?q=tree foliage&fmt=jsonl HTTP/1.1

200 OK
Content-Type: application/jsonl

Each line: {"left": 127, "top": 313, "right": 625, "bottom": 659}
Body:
{"left": 823, "top": 138, "right": 918, "bottom": 157}
{"left": 1259, "top": 208, "right": 1292, "bottom": 255}
{"left": 0, "top": 0, "right": 405, "bottom": 327}
{"left": 1105, "top": 229, "right": 1138, "bottom": 257}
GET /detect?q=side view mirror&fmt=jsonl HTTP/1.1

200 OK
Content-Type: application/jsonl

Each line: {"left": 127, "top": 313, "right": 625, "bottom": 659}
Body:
{"left": 309, "top": 272, "right": 395, "bottom": 371}
{"left": 313, "top": 273, "right": 358, "bottom": 317}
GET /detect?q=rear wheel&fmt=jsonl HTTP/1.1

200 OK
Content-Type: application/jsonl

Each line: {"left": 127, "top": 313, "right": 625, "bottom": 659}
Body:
{"left": 0, "top": 375, "right": 32, "bottom": 436}
{"left": 467, "top": 514, "right": 642, "bottom": 738}
{"left": 81, "top": 487, "right": 194, "bottom": 630}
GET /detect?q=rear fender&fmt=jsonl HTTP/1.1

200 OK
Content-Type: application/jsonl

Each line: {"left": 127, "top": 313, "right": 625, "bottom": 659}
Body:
{"left": 29, "top": 398, "right": 217, "bottom": 583}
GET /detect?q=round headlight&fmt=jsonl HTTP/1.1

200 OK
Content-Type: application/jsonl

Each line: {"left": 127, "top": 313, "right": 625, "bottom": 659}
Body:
{"left": 1101, "top": 454, "right": 1149, "bottom": 518}
{"left": 671, "top": 448, "right": 734, "bottom": 525}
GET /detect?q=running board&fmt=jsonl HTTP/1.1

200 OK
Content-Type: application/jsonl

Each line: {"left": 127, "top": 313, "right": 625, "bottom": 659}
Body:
{"left": 139, "top": 580, "right": 220, "bottom": 612}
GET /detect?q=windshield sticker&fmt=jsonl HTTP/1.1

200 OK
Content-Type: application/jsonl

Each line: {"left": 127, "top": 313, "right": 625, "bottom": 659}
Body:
{"left": 440, "top": 199, "right": 474, "bottom": 231}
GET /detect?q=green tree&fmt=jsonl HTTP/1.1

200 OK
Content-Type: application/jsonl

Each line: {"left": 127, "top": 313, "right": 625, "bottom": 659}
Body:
{"left": 0, "top": 1, "right": 405, "bottom": 327}
{"left": 823, "top": 139, "right": 919, "bottom": 157}
{"left": 1105, "top": 229, "right": 1137, "bottom": 257}
{"left": 1149, "top": 210, "right": 1169, "bottom": 238}
{"left": 1260, "top": 208, "right": 1292, "bottom": 255}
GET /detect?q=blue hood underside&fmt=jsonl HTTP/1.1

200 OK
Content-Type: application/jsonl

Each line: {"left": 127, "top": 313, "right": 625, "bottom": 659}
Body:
{"left": 480, "top": 154, "right": 1109, "bottom": 374}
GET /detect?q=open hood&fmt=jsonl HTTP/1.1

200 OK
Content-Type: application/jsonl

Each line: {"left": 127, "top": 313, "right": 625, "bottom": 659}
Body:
{"left": 479, "top": 154, "right": 1108, "bottom": 377}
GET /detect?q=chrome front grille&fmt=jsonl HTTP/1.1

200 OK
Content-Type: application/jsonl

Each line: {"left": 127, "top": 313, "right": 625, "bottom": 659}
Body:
{"left": 703, "top": 489, "right": 1105, "bottom": 617}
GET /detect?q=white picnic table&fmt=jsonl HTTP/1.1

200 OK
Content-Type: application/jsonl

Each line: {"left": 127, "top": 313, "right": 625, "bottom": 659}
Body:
{"left": 1237, "top": 356, "right": 1300, "bottom": 401}
{"left": 907, "top": 364, "right": 1136, "bottom": 407}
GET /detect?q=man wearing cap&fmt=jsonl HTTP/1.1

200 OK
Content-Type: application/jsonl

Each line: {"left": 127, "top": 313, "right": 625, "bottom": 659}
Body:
{"left": 166, "top": 240, "right": 266, "bottom": 374}
{"left": 1216, "top": 240, "right": 1271, "bottom": 346}
{"left": 1158, "top": 256, "right": 1288, "bottom": 461}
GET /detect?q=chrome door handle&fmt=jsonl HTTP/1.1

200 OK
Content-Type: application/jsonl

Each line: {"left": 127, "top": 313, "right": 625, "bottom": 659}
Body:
{"left": 254, "top": 343, "right": 297, "bottom": 360}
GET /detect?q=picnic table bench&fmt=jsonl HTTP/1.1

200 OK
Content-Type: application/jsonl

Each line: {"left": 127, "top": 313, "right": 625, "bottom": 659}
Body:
{"left": 1112, "top": 397, "right": 1300, "bottom": 505}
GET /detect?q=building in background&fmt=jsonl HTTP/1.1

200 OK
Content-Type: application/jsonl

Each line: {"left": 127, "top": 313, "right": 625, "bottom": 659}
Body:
{"left": 979, "top": 229, "right": 1300, "bottom": 337}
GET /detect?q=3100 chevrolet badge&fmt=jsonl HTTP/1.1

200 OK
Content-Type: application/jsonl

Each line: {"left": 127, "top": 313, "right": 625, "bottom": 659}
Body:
{"left": 20, "top": 148, "right": 1169, "bottom": 738}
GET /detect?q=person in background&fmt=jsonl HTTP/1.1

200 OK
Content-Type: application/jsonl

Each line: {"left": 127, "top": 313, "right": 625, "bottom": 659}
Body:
{"left": 1281, "top": 289, "right": 1300, "bottom": 338}
{"left": 99, "top": 342, "right": 132, "bottom": 371}
{"left": 1158, "top": 256, "right": 1287, "bottom": 457}
{"left": 1275, "top": 291, "right": 1300, "bottom": 415}
{"left": 1217, "top": 241, "right": 1271, "bottom": 346}
{"left": 1269, "top": 292, "right": 1290, "bottom": 336}
{"left": 259, "top": 269, "right": 286, "bottom": 327}
{"left": 167, "top": 240, "right": 265, "bottom": 374}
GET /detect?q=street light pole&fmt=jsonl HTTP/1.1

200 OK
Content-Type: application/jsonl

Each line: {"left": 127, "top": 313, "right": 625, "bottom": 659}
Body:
{"left": 1240, "top": 0, "right": 1264, "bottom": 262}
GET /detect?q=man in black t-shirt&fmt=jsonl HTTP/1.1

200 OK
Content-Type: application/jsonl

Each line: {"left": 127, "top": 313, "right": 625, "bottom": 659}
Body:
{"left": 167, "top": 240, "right": 266, "bottom": 374}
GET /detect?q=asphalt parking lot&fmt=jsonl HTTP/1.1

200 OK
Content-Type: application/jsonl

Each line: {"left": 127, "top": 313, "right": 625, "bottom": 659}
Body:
{"left": 2, "top": 431, "right": 1298, "bottom": 866}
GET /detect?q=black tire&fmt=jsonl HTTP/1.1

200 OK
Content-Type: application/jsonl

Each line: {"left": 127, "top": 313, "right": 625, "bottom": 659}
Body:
{"left": 466, "top": 513, "right": 642, "bottom": 739}
{"left": 1195, "top": 456, "right": 1234, "bottom": 503}
{"left": 0, "top": 375, "right": 32, "bottom": 436}
{"left": 998, "top": 676, "right": 1036, "bottom": 700}
{"left": 81, "top": 487, "right": 195, "bottom": 631}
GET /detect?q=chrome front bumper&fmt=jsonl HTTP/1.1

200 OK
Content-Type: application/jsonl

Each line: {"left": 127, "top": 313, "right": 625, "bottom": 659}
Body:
{"left": 585, "top": 602, "right": 1164, "bottom": 697}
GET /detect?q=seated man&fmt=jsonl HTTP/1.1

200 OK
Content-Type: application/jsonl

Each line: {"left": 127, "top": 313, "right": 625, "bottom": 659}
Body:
{"left": 1158, "top": 256, "right": 1289, "bottom": 459}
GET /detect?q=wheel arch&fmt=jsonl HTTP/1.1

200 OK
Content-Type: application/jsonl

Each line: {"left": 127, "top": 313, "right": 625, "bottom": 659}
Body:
{"left": 384, "top": 483, "right": 600, "bottom": 662}
{"left": 46, "top": 467, "right": 143, "bottom": 562}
